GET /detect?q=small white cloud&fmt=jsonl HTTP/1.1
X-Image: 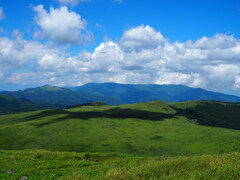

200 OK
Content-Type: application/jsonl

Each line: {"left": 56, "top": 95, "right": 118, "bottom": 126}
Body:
{"left": 33, "top": 5, "right": 91, "bottom": 44}
{"left": 6, "top": 73, "right": 36, "bottom": 84}
{"left": 57, "top": 0, "right": 123, "bottom": 6}
{"left": 113, "top": 0, "right": 124, "bottom": 3}
{"left": 95, "top": 24, "right": 104, "bottom": 29}
{"left": 120, "top": 25, "right": 166, "bottom": 51}
{"left": 0, "top": 7, "right": 5, "bottom": 20}
{"left": 234, "top": 76, "right": 240, "bottom": 89}
{"left": 12, "top": 30, "right": 24, "bottom": 39}
{"left": 58, "top": 0, "right": 90, "bottom": 6}
{"left": 0, "top": 72, "right": 3, "bottom": 79}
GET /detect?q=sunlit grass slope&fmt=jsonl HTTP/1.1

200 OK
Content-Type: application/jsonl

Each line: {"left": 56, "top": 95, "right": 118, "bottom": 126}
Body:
{"left": 0, "top": 101, "right": 240, "bottom": 156}
{"left": 0, "top": 150, "right": 240, "bottom": 180}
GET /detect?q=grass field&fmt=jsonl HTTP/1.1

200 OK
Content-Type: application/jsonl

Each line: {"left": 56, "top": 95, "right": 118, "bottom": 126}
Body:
{"left": 1, "top": 150, "right": 240, "bottom": 180}
{"left": 0, "top": 101, "right": 240, "bottom": 156}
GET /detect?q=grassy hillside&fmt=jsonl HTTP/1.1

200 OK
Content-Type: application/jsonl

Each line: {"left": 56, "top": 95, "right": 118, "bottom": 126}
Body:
{"left": 0, "top": 95, "right": 54, "bottom": 114}
{"left": 0, "top": 101, "right": 240, "bottom": 156}
{"left": 1, "top": 150, "right": 240, "bottom": 180}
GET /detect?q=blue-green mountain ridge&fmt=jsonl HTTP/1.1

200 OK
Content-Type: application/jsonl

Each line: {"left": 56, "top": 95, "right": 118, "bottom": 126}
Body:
{"left": 0, "top": 82, "right": 240, "bottom": 114}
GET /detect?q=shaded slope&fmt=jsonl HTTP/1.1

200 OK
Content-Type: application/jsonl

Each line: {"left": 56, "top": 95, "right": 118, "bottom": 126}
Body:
{"left": 170, "top": 101, "right": 240, "bottom": 130}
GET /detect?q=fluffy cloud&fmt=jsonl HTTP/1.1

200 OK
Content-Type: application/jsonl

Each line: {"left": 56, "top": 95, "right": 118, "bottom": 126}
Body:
{"left": 1, "top": 25, "right": 240, "bottom": 93}
{"left": 63, "top": 25, "right": 240, "bottom": 91}
{"left": 120, "top": 25, "right": 166, "bottom": 51}
{"left": 0, "top": 32, "right": 68, "bottom": 84}
{"left": 58, "top": 0, "right": 90, "bottom": 6}
{"left": 33, "top": 5, "right": 91, "bottom": 44}
{"left": 0, "top": 7, "right": 5, "bottom": 20}
{"left": 0, "top": 36, "right": 45, "bottom": 70}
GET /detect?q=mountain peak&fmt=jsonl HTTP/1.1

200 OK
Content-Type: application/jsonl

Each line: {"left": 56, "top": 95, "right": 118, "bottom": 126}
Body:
{"left": 40, "top": 85, "right": 63, "bottom": 91}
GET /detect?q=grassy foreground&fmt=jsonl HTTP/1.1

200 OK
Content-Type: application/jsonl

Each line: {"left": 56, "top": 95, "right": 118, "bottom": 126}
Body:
{"left": 0, "top": 150, "right": 240, "bottom": 180}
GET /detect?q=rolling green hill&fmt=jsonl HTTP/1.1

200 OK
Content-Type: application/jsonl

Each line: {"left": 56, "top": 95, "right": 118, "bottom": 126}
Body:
{"left": 0, "top": 100, "right": 240, "bottom": 156}
{"left": 0, "top": 95, "right": 54, "bottom": 114}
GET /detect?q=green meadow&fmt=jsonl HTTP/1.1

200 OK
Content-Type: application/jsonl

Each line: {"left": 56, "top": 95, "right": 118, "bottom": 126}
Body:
{"left": 0, "top": 100, "right": 240, "bottom": 179}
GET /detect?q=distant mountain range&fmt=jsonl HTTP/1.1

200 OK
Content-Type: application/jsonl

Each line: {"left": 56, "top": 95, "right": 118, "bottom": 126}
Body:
{"left": 73, "top": 83, "right": 240, "bottom": 104}
{"left": 0, "top": 82, "right": 240, "bottom": 114}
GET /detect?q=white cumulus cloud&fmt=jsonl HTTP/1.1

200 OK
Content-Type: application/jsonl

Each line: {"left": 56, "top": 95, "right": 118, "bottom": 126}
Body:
{"left": 0, "top": 32, "right": 68, "bottom": 84}
{"left": 1, "top": 25, "right": 240, "bottom": 94}
{"left": 33, "top": 26, "right": 240, "bottom": 91}
{"left": 33, "top": 5, "right": 91, "bottom": 44}
{"left": 120, "top": 25, "right": 166, "bottom": 51}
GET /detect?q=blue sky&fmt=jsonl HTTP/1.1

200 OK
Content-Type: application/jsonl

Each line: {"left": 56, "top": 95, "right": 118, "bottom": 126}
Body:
{"left": 0, "top": 0, "right": 240, "bottom": 96}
